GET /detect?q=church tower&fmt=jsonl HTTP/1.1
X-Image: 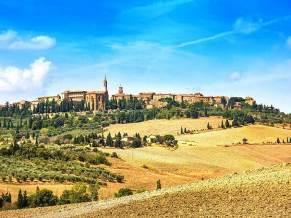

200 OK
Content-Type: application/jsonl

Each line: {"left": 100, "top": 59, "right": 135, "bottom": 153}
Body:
{"left": 103, "top": 75, "right": 109, "bottom": 101}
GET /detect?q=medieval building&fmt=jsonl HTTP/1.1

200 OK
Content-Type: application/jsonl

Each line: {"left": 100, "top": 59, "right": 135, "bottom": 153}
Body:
{"left": 29, "top": 76, "right": 109, "bottom": 112}
{"left": 13, "top": 77, "right": 255, "bottom": 112}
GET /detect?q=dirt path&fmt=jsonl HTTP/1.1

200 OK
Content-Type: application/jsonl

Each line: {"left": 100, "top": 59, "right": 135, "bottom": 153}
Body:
{"left": 1, "top": 164, "right": 290, "bottom": 218}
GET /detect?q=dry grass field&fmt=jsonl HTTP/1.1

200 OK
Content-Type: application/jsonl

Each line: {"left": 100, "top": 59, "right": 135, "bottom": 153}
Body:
{"left": 177, "top": 124, "right": 291, "bottom": 146}
{"left": 105, "top": 117, "right": 224, "bottom": 136}
{"left": 0, "top": 118, "right": 290, "bottom": 207}
{"left": 2, "top": 164, "right": 290, "bottom": 218}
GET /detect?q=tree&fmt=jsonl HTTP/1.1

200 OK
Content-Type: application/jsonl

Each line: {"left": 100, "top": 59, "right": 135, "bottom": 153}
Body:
{"left": 88, "top": 184, "right": 99, "bottom": 201}
{"left": 225, "top": 119, "right": 231, "bottom": 128}
{"left": 114, "top": 132, "right": 122, "bottom": 148}
{"left": 29, "top": 189, "right": 58, "bottom": 207}
{"left": 59, "top": 183, "right": 90, "bottom": 205}
{"left": 232, "top": 116, "right": 239, "bottom": 127}
{"left": 204, "top": 107, "right": 208, "bottom": 117}
{"left": 106, "top": 133, "right": 113, "bottom": 147}
{"left": 132, "top": 133, "right": 142, "bottom": 148}
{"left": 164, "top": 135, "right": 177, "bottom": 147}
{"left": 23, "top": 191, "right": 28, "bottom": 208}
{"left": 17, "top": 190, "right": 24, "bottom": 208}
{"left": 156, "top": 179, "right": 161, "bottom": 190}
{"left": 242, "top": 138, "right": 248, "bottom": 144}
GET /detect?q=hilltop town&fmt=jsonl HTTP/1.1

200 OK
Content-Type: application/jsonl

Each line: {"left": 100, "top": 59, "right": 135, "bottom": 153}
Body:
{"left": 5, "top": 77, "right": 256, "bottom": 113}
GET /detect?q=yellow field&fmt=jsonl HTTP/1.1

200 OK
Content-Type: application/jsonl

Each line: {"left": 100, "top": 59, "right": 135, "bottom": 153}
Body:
{"left": 105, "top": 117, "right": 224, "bottom": 136}
{"left": 1, "top": 119, "right": 290, "bottom": 202}
{"left": 177, "top": 124, "right": 291, "bottom": 146}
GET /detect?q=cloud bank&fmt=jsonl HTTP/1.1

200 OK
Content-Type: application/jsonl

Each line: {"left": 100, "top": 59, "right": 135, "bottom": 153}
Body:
{"left": 0, "top": 30, "right": 55, "bottom": 50}
{"left": 0, "top": 57, "right": 52, "bottom": 93}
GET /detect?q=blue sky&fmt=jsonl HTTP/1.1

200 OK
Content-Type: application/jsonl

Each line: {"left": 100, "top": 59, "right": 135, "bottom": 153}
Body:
{"left": 0, "top": 0, "right": 291, "bottom": 112}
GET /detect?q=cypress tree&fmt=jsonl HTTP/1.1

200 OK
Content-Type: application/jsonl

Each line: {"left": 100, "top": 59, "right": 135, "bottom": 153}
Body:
{"left": 115, "top": 132, "right": 122, "bottom": 148}
{"left": 23, "top": 191, "right": 28, "bottom": 208}
{"left": 225, "top": 119, "right": 230, "bottom": 128}
{"left": 106, "top": 133, "right": 113, "bottom": 147}
{"left": 156, "top": 179, "right": 161, "bottom": 190}
{"left": 17, "top": 190, "right": 23, "bottom": 208}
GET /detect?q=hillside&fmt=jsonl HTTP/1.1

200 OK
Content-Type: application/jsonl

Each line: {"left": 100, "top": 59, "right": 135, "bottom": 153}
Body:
{"left": 177, "top": 124, "right": 291, "bottom": 146}
{"left": 1, "top": 164, "right": 290, "bottom": 218}
{"left": 0, "top": 122, "right": 290, "bottom": 203}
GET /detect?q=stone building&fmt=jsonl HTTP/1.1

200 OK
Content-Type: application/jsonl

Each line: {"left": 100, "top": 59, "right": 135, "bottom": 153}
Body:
{"left": 38, "top": 95, "right": 62, "bottom": 103}
{"left": 245, "top": 97, "right": 256, "bottom": 106}
{"left": 30, "top": 77, "right": 109, "bottom": 112}
{"left": 15, "top": 100, "right": 31, "bottom": 110}
{"left": 11, "top": 77, "right": 256, "bottom": 113}
{"left": 112, "top": 86, "right": 133, "bottom": 101}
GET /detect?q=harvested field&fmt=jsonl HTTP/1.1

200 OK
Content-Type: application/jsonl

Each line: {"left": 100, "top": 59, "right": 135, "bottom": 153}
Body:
{"left": 105, "top": 117, "right": 224, "bottom": 136}
{"left": 2, "top": 164, "right": 290, "bottom": 218}
{"left": 0, "top": 123, "right": 290, "bottom": 204}
{"left": 0, "top": 120, "right": 290, "bottom": 212}
{"left": 177, "top": 124, "right": 291, "bottom": 146}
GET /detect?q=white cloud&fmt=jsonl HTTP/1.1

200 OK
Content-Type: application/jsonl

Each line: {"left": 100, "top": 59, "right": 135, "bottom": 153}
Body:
{"left": 124, "top": 0, "right": 193, "bottom": 20}
{"left": 229, "top": 72, "right": 241, "bottom": 81}
{"left": 177, "top": 15, "right": 291, "bottom": 48}
{"left": 287, "top": 36, "right": 291, "bottom": 48}
{"left": 0, "top": 30, "right": 17, "bottom": 42}
{"left": 0, "top": 30, "right": 55, "bottom": 50}
{"left": 233, "top": 17, "right": 263, "bottom": 34}
{"left": 201, "top": 60, "right": 291, "bottom": 113}
{"left": 0, "top": 57, "right": 51, "bottom": 92}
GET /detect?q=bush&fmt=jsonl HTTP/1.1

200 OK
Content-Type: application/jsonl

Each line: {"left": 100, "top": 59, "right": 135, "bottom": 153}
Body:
{"left": 59, "top": 183, "right": 90, "bottom": 205}
{"left": 116, "top": 175, "right": 124, "bottom": 183}
{"left": 29, "top": 189, "right": 58, "bottom": 207}
{"left": 114, "top": 188, "right": 133, "bottom": 198}
{"left": 242, "top": 138, "right": 248, "bottom": 144}
{"left": 111, "top": 152, "right": 118, "bottom": 158}
{"left": 164, "top": 135, "right": 177, "bottom": 147}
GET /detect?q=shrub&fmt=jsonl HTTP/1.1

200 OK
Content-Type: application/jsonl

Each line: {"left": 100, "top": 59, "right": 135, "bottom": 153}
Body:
{"left": 242, "top": 138, "right": 248, "bottom": 144}
{"left": 164, "top": 135, "right": 177, "bottom": 147}
{"left": 111, "top": 152, "right": 118, "bottom": 158}
{"left": 116, "top": 175, "right": 124, "bottom": 183}
{"left": 59, "top": 183, "right": 90, "bottom": 205}
{"left": 28, "top": 189, "right": 58, "bottom": 207}
{"left": 114, "top": 188, "right": 133, "bottom": 198}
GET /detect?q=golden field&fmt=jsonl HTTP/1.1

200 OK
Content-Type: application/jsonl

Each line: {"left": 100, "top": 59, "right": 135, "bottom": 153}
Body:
{"left": 0, "top": 118, "right": 290, "bottom": 203}
{"left": 177, "top": 124, "right": 291, "bottom": 146}
{"left": 105, "top": 117, "right": 225, "bottom": 136}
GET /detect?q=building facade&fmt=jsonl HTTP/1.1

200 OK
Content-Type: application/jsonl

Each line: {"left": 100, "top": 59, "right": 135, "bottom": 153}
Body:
{"left": 29, "top": 77, "right": 109, "bottom": 112}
